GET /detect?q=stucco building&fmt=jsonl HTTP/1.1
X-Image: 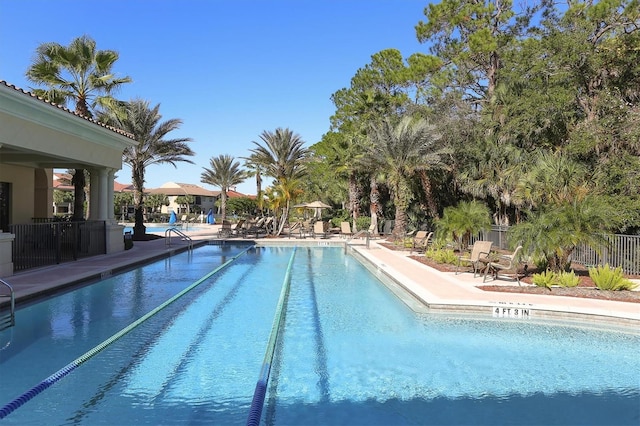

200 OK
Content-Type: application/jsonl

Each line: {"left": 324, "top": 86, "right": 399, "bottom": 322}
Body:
{"left": 0, "top": 81, "right": 137, "bottom": 276}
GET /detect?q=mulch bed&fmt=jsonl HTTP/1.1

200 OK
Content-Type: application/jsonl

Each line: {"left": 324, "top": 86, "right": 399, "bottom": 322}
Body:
{"left": 378, "top": 242, "right": 640, "bottom": 304}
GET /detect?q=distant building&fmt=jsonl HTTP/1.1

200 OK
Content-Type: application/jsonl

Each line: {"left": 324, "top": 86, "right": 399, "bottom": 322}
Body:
{"left": 146, "top": 182, "right": 250, "bottom": 216}
{"left": 52, "top": 172, "right": 134, "bottom": 217}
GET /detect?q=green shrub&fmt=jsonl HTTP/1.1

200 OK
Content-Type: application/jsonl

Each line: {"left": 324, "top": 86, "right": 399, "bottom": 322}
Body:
{"left": 533, "top": 256, "right": 549, "bottom": 271}
{"left": 532, "top": 270, "right": 557, "bottom": 289}
{"left": 588, "top": 264, "right": 637, "bottom": 291}
{"left": 557, "top": 270, "right": 580, "bottom": 288}
{"left": 425, "top": 247, "right": 458, "bottom": 265}
{"left": 355, "top": 216, "right": 371, "bottom": 232}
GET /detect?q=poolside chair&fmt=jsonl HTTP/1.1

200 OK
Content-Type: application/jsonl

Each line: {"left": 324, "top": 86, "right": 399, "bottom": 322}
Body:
{"left": 242, "top": 217, "right": 265, "bottom": 238}
{"left": 218, "top": 220, "right": 232, "bottom": 238}
{"left": 313, "top": 220, "right": 329, "bottom": 238}
{"left": 483, "top": 245, "right": 524, "bottom": 284}
{"left": 456, "top": 240, "right": 493, "bottom": 277}
{"left": 283, "top": 221, "right": 302, "bottom": 238}
{"left": 246, "top": 216, "right": 273, "bottom": 238}
{"left": 229, "top": 219, "right": 245, "bottom": 237}
{"left": 340, "top": 222, "right": 353, "bottom": 239}
{"left": 411, "top": 231, "right": 433, "bottom": 253}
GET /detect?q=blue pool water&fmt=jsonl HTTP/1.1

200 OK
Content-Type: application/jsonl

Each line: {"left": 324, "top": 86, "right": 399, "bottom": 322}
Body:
{"left": 0, "top": 245, "right": 638, "bottom": 425}
{"left": 122, "top": 224, "right": 210, "bottom": 234}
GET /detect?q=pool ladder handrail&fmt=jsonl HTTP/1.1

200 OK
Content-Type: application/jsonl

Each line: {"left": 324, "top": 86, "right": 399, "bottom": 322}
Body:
{"left": 0, "top": 278, "right": 15, "bottom": 331}
{"left": 347, "top": 229, "right": 370, "bottom": 248}
{"left": 165, "top": 227, "right": 193, "bottom": 250}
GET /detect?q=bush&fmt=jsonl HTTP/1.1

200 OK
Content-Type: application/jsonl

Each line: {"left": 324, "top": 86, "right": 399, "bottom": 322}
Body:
{"left": 425, "top": 247, "right": 458, "bottom": 265}
{"left": 532, "top": 270, "right": 557, "bottom": 289}
{"left": 532, "top": 270, "right": 580, "bottom": 288}
{"left": 355, "top": 216, "right": 371, "bottom": 232}
{"left": 589, "top": 264, "right": 637, "bottom": 291}
{"left": 557, "top": 270, "right": 580, "bottom": 288}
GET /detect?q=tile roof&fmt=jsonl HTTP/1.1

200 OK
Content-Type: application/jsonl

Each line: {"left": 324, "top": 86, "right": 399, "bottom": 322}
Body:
{"left": 0, "top": 80, "right": 135, "bottom": 139}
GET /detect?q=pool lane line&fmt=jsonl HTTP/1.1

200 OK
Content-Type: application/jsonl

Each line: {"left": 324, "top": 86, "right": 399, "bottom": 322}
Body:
{"left": 68, "top": 256, "right": 260, "bottom": 423}
{"left": 247, "top": 247, "right": 297, "bottom": 426}
{"left": 0, "top": 245, "right": 256, "bottom": 421}
{"left": 302, "top": 247, "right": 330, "bottom": 402}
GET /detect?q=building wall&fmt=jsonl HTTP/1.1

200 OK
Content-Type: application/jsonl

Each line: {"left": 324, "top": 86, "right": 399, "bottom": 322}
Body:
{"left": 0, "top": 164, "right": 35, "bottom": 225}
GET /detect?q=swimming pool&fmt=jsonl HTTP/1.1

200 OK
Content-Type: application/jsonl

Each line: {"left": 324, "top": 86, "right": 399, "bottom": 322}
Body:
{"left": 0, "top": 244, "right": 638, "bottom": 425}
{"left": 122, "top": 224, "right": 210, "bottom": 234}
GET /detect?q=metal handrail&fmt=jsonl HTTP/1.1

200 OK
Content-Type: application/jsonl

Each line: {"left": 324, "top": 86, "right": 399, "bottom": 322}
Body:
{"left": 347, "top": 230, "right": 370, "bottom": 249}
{"left": 164, "top": 227, "right": 193, "bottom": 250}
{"left": 0, "top": 278, "right": 15, "bottom": 330}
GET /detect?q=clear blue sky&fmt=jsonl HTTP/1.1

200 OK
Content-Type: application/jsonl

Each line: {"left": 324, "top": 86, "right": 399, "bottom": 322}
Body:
{"left": 0, "top": 0, "right": 429, "bottom": 195}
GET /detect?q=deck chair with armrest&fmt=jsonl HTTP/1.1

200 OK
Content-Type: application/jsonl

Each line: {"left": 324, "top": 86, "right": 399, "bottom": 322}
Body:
{"left": 483, "top": 245, "right": 524, "bottom": 284}
{"left": 313, "top": 220, "right": 329, "bottom": 238}
{"left": 366, "top": 222, "right": 380, "bottom": 239}
{"left": 242, "top": 217, "right": 265, "bottom": 238}
{"left": 218, "top": 220, "right": 232, "bottom": 238}
{"left": 456, "top": 240, "right": 493, "bottom": 277}
{"left": 229, "top": 219, "right": 245, "bottom": 237}
{"left": 340, "top": 222, "right": 353, "bottom": 239}
{"left": 411, "top": 231, "right": 433, "bottom": 253}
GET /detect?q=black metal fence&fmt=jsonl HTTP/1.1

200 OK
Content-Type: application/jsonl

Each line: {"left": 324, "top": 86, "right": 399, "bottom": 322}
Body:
{"left": 472, "top": 226, "right": 640, "bottom": 275}
{"left": 9, "top": 221, "right": 106, "bottom": 272}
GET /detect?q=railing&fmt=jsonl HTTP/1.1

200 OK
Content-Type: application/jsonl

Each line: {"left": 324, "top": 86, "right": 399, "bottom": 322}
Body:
{"left": 347, "top": 230, "right": 371, "bottom": 249}
{"left": 0, "top": 278, "right": 15, "bottom": 331}
{"left": 9, "top": 221, "right": 106, "bottom": 272}
{"left": 470, "top": 226, "right": 640, "bottom": 275}
{"left": 165, "top": 227, "right": 193, "bottom": 250}
{"left": 573, "top": 234, "right": 640, "bottom": 275}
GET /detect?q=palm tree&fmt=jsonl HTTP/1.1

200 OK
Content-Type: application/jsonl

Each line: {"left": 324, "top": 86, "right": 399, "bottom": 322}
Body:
{"left": 316, "top": 130, "right": 365, "bottom": 230}
{"left": 366, "top": 115, "right": 447, "bottom": 238}
{"left": 26, "top": 35, "right": 131, "bottom": 221}
{"left": 435, "top": 200, "right": 492, "bottom": 249}
{"left": 458, "top": 139, "right": 527, "bottom": 225}
{"left": 112, "top": 99, "right": 194, "bottom": 239}
{"left": 243, "top": 159, "right": 264, "bottom": 214}
{"left": 201, "top": 155, "right": 248, "bottom": 221}
{"left": 245, "top": 128, "right": 309, "bottom": 235}
{"left": 508, "top": 198, "right": 619, "bottom": 272}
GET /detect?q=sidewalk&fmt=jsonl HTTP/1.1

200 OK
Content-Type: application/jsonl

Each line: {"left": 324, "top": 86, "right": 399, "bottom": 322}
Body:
{"left": 2, "top": 229, "right": 638, "bottom": 328}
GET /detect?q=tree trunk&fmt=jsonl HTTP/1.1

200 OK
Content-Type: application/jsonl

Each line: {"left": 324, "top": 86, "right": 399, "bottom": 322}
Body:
{"left": 391, "top": 177, "right": 410, "bottom": 239}
{"left": 369, "top": 175, "right": 381, "bottom": 236}
{"left": 72, "top": 169, "right": 85, "bottom": 221}
{"left": 132, "top": 165, "right": 146, "bottom": 240}
{"left": 348, "top": 171, "right": 361, "bottom": 232}
{"left": 220, "top": 190, "right": 228, "bottom": 221}
{"left": 418, "top": 170, "right": 439, "bottom": 219}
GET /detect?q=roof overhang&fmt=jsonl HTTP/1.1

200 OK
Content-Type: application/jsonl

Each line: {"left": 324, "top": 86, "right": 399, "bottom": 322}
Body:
{"left": 0, "top": 82, "right": 137, "bottom": 170}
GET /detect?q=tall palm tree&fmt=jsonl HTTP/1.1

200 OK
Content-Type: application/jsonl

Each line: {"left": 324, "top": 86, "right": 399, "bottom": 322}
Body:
{"left": 26, "top": 35, "right": 131, "bottom": 221}
{"left": 243, "top": 159, "right": 264, "bottom": 214}
{"left": 366, "top": 115, "right": 447, "bottom": 238}
{"left": 245, "top": 128, "right": 309, "bottom": 235}
{"left": 201, "top": 155, "right": 248, "bottom": 221}
{"left": 113, "top": 99, "right": 194, "bottom": 239}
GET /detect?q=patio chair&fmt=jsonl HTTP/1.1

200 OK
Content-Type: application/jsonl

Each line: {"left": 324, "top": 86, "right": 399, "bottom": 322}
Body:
{"left": 218, "top": 220, "right": 232, "bottom": 238}
{"left": 313, "top": 220, "right": 329, "bottom": 238}
{"left": 456, "top": 240, "right": 493, "bottom": 277}
{"left": 229, "top": 219, "right": 245, "bottom": 237}
{"left": 411, "top": 231, "right": 433, "bottom": 253}
{"left": 483, "top": 245, "right": 524, "bottom": 284}
{"left": 366, "top": 222, "right": 380, "bottom": 239}
{"left": 242, "top": 217, "right": 266, "bottom": 238}
{"left": 340, "top": 222, "right": 353, "bottom": 238}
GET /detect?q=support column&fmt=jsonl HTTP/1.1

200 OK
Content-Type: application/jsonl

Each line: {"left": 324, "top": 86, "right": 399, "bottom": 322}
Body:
{"left": 89, "top": 169, "right": 99, "bottom": 220}
{"left": 97, "top": 168, "right": 108, "bottom": 221}
{"left": 107, "top": 169, "right": 115, "bottom": 221}
{"left": 104, "top": 168, "right": 125, "bottom": 254}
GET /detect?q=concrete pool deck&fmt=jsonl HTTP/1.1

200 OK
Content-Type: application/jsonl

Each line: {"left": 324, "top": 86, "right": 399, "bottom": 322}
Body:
{"left": 2, "top": 226, "right": 639, "bottom": 329}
